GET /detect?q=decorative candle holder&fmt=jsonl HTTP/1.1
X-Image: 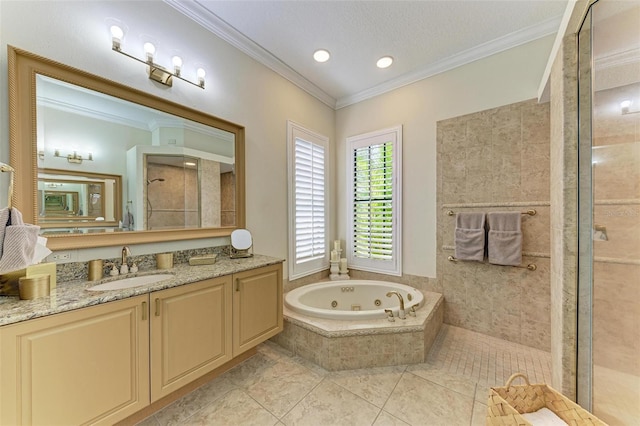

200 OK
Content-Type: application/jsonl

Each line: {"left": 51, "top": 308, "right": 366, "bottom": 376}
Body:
{"left": 339, "top": 258, "right": 350, "bottom": 279}
{"left": 329, "top": 260, "right": 340, "bottom": 280}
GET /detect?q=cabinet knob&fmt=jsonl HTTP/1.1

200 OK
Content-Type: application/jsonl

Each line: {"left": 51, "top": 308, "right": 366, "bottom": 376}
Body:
{"left": 155, "top": 298, "right": 161, "bottom": 316}
{"left": 235, "top": 279, "right": 240, "bottom": 292}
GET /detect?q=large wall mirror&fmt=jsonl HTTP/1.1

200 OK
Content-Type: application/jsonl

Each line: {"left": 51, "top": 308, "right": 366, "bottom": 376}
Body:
{"left": 8, "top": 47, "right": 245, "bottom": 250}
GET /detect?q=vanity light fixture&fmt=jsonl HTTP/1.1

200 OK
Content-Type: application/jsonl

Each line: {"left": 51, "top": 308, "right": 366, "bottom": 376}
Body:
{"left": 376, "top": 56, "right": 393, "bottom": 69}
{"left": 55, "top": 149, "right": 93, "bottom": 165}
{"left": 110, "top": 25, "right": 205, "bottom": 89}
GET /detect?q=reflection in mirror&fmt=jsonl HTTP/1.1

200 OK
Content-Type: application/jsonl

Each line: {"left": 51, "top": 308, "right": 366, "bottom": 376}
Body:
{"left": 37, "top": 169, "right": 121, "bottom": 230}
{"left": 36, "top": 74, "right": 235, "bottom": 234}
{"left": 9, "top": 47, "right": 245, "bottom": 250}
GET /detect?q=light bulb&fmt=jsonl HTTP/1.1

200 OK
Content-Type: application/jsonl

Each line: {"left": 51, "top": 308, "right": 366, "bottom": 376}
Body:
{"left": 197, "top": 68, "right": 206, "bottom": 87}
{"left": 172, "top": 56, "right": 183, "bottom": 75}
{"left": 621, "top": 99, "right": 632, "bottom": 114}
{"left": 110, "top": 25, "right": 123, "bottom": 50}
{"left": 143, "top": 42, "right": 155, "bottom": 63}
{"left": 313, "top": 49, "right": 330, "bottom": 63}
{"left": 376, "top": 56, "right": 393, "bottom": 69}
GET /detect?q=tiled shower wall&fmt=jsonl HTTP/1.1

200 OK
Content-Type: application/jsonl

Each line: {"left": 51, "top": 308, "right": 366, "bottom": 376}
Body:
{"left": 436, "top": 98, "right": 552, "bottom": 351}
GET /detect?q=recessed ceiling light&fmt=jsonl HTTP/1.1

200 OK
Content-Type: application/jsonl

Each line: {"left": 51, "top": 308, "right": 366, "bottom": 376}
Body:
{"left": 313, "top": 49, "right": 330, "bottom": 63}
{"left": 376, "top": 56, "right": 393, "bottom": 69}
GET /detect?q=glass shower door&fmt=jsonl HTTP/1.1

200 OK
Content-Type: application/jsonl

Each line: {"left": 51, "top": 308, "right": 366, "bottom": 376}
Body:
{"left": 578, "top": 1, "right": 640, "bottom": 424}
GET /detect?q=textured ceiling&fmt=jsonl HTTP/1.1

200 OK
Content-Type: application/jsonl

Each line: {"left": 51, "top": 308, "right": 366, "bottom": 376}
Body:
{"left": 167, "top": 0, "right": 568, "bottom": 108}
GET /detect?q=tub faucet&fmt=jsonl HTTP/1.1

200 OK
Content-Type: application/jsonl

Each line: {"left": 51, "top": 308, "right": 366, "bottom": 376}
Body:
{"left": 386, "top": 291, "right": 405, "bottom": 319}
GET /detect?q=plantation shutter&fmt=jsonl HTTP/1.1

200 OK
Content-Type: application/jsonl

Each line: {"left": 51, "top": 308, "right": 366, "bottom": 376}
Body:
{"left": 294, "top": 138, "right": 326, "bottom": 263}
{"left": 352, "top": 142, "right": 394, "bottom": 260}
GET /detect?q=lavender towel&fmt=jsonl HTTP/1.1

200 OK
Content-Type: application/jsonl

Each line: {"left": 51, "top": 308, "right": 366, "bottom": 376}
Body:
{"left": 454, "top": 212, "right": 486, "bottom": 262}
{"left": 0, "top": 207, "right": 40, "bottom": 274}
{"left": 487, "top": 212, "right": 522, "bottom": 266}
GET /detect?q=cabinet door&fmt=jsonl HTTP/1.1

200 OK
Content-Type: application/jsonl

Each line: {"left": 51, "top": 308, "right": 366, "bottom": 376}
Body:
{"left": 233, "top": 263, "right": 283, "bottom": 356}
{"left": 0, "top": 295, "right": 150, "bottom": 426}
{"left": 150, "top": 276, "right": 232, "bottom": 401}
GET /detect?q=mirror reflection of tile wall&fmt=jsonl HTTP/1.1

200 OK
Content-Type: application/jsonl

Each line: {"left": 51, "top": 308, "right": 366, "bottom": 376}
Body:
{"left": 221, "top": 172, "right": 236, "bottom": 227}
{"left": 146, "top": 162, "right": 202, "bottom": 230}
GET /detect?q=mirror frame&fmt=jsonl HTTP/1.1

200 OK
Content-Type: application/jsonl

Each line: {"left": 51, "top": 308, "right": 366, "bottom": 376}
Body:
{"left": 8, "top": 46, "right": 245, "bottom": 250}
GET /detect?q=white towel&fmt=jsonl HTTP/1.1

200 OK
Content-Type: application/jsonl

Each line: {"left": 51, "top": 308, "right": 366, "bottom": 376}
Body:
{"left": 0, "top": 207, "right": 41, "bottom": 274}
{"left": 487, "top": 212, "right": 522, "bottom": 266}
{"left": 521, "top": 407, "right": 568, "bottom": 425}
{"left": 0, "top": 208, "right": 9, "bottom": 260}
{"left": 454, "top": 212, "right": 486, "bottom": 262}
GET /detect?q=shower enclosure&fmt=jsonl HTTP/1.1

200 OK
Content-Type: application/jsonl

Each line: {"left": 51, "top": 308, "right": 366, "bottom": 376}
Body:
{"left": 577, "top": 1, "right": 640, "bottom": 424}
{"left": 145, "top": 154, "right": 201, "bottom": 230}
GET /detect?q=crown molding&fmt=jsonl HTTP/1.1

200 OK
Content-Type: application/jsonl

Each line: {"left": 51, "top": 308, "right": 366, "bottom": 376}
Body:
{"left": 164, "top": 0, "right": 337, "bottom": 109}
{"left": 337, "top": 15, "right": 562, "bottom": 109}
{"left": 39, "top": 95, "right": 235, "bottom": 141}
{"left": 595, "top": 47, "right": 640, "bottom": 70}
{"left": 166, "top": 0, "right": 562, "bottom": 111}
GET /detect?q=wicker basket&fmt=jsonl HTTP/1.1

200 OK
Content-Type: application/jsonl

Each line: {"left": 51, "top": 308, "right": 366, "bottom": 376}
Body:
{"left": 487, "top": 373, "right": 608, "bottom": 426}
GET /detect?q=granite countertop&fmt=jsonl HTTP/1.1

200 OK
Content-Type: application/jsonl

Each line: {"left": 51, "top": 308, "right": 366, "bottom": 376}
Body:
{"left": 0, "top": 254, "right": 283, "bottom": 327}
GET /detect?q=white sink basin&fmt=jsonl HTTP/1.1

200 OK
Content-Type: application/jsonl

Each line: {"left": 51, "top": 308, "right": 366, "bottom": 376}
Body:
{"left": 87, "top": 274, "right": 174, "bottom": 292}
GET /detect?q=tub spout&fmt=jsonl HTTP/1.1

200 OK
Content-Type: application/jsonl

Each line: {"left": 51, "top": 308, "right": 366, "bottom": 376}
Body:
{"left": 386, "top": 291, "right": 405, "bottom": 319}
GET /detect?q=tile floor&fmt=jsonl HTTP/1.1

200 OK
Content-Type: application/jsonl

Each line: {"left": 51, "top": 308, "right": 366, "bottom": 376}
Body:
{"left": 138, "top": 324, "right": 552, "bottom": 426}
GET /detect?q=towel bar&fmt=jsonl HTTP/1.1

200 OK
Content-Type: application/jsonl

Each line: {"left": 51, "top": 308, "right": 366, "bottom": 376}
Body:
{"left": 446, "top": 209, "right": 536, "bottom": 216}
{"left": 0, "top": 162, "right": 14, "bottom": 209}
{"left": 447, "top": 255, "right": 537, "bottom": 271}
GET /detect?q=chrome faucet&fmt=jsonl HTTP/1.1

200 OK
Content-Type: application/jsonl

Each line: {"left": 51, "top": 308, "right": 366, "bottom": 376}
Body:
{"left": 386, "top": 291, "right": 405, "bottom": 319}
{"left": 121, "top": 246, "right": 131, "bottom": 274}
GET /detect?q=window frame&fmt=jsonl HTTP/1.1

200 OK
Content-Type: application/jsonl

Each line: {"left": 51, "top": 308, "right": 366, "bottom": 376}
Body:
{"left": 287, "top": 120, "right": 330, "bottom": 280}
{"left": 346, "top": 125, "right": 402, "bottom": 276}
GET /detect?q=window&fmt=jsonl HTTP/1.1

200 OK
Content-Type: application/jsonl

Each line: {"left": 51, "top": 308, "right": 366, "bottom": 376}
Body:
{"left": 287, "top": 121, "right": 329, "bottom": 280}
{"left": 346, "top": 126, "right": 402, "bottom": 276}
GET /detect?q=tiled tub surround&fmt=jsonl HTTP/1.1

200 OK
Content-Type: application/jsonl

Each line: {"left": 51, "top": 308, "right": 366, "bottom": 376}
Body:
{"left": 271, "top": 291, "right": 443, "bottom": 371}
{"left": 437, "top": 98, "right": 552, "bottom": 351}
{"left": 0, "top": 254, "right": 282, "bottom": 327}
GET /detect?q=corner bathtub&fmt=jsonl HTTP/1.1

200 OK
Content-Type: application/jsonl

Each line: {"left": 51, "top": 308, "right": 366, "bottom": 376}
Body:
{"left": 284, "top": 280, "right": 424, "bottom": 320}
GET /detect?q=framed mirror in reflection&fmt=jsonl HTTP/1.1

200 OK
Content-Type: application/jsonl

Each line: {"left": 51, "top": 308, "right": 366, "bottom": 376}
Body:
{"left": 37, "top": 169, "right": 121, "bottom": 230}
{"left": 9, "top": 47, "right": 245, "bottom": 250}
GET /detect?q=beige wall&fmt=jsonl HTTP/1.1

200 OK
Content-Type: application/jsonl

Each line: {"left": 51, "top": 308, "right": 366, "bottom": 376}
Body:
{"left": 0, "top": 1, "right": 334, "bottom": 274}
{"left": 335, "top": 35, "right": 555, "bottom": 279}
{"left": 436, "top": 99, "right": 551, "bottom": 350}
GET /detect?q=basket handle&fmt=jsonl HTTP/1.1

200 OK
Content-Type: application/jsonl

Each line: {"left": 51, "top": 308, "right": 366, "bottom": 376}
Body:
{"left": 505, "top": 373, "right": 531, "bottom": 388}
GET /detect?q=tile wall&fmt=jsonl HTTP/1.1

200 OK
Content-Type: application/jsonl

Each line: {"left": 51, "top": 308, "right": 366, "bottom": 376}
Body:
{"left": 550, "top": 31, "right": 580, "bottom": 400}
{"left": 436, "top": 98, "right": 552, "bottom": 351}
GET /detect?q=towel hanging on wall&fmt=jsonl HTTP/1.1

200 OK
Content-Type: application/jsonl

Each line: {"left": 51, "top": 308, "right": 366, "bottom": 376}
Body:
{"left": 454, "top": 212, "right": 486, "bottom": 262}
{"left": 487, "top": 212, "right": 522, "bottom": 266}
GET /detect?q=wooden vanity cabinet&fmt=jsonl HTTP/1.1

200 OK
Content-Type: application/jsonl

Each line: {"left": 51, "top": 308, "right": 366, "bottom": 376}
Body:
{"left": 150, "top": 276, "right": 233, "bottom": 401}
{"left": 232, "top": 263, "right": 283, "bottom": 356}
{"left": 0, "top": 261, "right": 283, "bottom": 424}
{"left": 0, "top": 295, "right": 149, "bottom": 426}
